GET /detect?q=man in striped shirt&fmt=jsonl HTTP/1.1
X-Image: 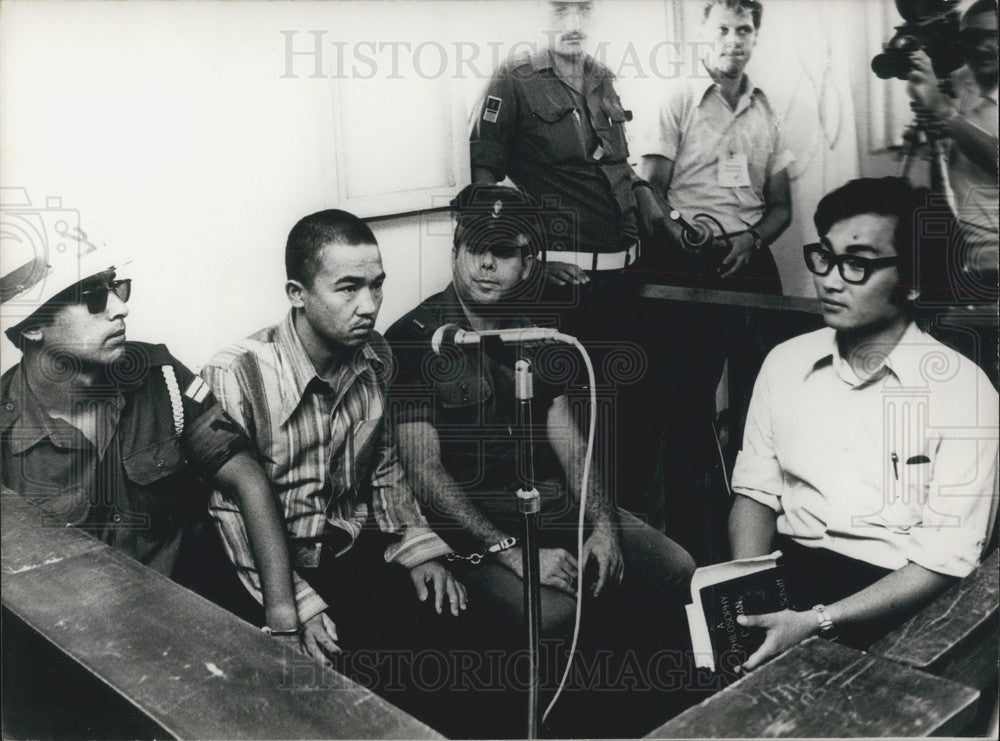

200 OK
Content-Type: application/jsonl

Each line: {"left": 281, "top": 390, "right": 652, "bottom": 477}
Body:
{"left": 202, "top": 209, "right": 466, "bottom": 664}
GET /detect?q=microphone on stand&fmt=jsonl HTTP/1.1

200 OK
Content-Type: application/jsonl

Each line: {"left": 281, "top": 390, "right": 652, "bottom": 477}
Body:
{"left": 430, "top": 324, "right": 566, "bottom": 355}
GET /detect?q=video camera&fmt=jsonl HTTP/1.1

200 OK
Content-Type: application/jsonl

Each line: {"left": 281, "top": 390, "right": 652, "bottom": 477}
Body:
{"left": 871, "top": 0, "right": 964, "bottom": 80}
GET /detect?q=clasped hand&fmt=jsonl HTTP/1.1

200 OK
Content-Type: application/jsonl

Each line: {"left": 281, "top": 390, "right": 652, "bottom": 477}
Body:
{"left": 716, "top": 232, "right": 756, "bottom": 278}
{"left": 410, "top": 559, "right": 468, "bottom": 616}
{"left": 496, "top": 527, "right": 623, "bottom": 597}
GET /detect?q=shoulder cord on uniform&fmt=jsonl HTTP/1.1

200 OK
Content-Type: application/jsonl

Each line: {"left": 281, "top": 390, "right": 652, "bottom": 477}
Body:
{"left": 161, "top": 365, "right": 185, "bottom": 436}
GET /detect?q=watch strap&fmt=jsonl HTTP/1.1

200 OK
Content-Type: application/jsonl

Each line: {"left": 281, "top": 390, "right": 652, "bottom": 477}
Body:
{"left": 812, "top": 604, "right": 838, "bottom": 640}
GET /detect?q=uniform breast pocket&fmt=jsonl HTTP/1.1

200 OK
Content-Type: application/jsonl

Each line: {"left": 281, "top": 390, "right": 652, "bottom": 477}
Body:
{"left": 522, "top": 85, "right": 582, "bottom": 161}
{"left": 121, "top": 436, "right": 189, "bottom": 533}
{"left": 123, "top": 436, "right": 186, "bottom": 485}
{"left": 595, "top": 96, "right": 631, "bottom": 161}
{"left": 436, "top": 376, "right": 493, "bottom": 427}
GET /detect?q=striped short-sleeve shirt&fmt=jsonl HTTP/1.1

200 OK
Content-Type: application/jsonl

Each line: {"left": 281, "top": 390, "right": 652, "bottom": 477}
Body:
{"left": 202, "top": 311, "right": 451, "bottom": 622}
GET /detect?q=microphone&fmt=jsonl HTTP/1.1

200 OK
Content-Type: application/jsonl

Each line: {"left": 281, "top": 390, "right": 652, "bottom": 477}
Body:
{"left": 670, "top": 209, "right": 714, "bottom": 251}
{"left": 431, "top": 324, "right": 564, "bottom": 354}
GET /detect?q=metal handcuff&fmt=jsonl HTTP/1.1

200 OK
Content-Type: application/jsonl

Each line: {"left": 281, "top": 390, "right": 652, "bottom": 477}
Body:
{"left": 445, "top": 536, "right": 518, "bottom": 566}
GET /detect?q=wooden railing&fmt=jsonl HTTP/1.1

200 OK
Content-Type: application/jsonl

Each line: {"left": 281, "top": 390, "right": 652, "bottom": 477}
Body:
{"left": 646, "top": 551, "right": 999, "bottom": 738}
{"left": 1, "top": 490, "right": 442, "bottom": 740}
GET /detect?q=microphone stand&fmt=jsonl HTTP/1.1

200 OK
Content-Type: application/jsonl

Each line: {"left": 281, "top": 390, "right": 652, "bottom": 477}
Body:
{"left": 514, "top": 357, "right": 542, "bottom": 740}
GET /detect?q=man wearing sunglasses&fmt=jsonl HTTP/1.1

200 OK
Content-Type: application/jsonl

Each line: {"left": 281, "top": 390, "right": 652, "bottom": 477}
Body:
{"left": 1, "top": 225, "right": 303, "bottom": 640}
{"left": 726, "top": 177, "right": 999, "bottom": 672}
{"left": 907, "top": 0, "right": 998, "bottom": 279}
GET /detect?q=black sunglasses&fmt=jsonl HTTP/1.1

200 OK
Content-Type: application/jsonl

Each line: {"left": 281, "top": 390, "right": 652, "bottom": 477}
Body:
{"left": 79, "top": 279, "right": 132, "bottom": 314}
{"left": 803, "top": 244, "right": 898, "bottom": 285}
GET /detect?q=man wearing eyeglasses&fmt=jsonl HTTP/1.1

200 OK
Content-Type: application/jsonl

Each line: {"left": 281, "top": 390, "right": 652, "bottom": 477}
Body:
{"left": 726, "top": 177, "right": 999, "bottom": 672}
{"left": 0, "top": 225, "right": 303, "bottom": 638}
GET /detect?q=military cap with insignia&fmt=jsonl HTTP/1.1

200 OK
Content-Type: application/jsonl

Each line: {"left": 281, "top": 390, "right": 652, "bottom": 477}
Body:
{"left": 450, "top": 184, "right": 545, "bottom": 257}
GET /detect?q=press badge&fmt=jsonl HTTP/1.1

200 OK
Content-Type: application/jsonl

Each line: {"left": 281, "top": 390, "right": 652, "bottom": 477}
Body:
{"left": 718, "top": 152, "right": 751, "bottom": 188}
{"left": 483, "top": 96, "right": 503, "bottom": 123}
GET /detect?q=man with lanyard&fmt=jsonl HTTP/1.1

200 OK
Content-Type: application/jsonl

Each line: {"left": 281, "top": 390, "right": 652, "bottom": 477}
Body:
{"left": 385, "top": 185, "right": 696, "bottom": 737}
{"left": 728, "top": 177, "right": 998, "bottom": 671}
{"left": 201, "top": 209, "right": 466, "bottom": 697}
{"left": 0, "top": 224, "right": 301, "bottom": 638}
{"left": 638, "top": 0, "right": 793, "bottom": 561}
{"left": 640, "top": 0, "right": 792, "bottom": 290}
{"left": 470, "top": 0, "right": 668, "bottom": 515}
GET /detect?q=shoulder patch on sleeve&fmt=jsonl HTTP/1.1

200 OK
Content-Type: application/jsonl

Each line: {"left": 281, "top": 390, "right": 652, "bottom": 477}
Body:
{"left": 483, "top": 95, "right": 502, "bottom": 124}
{"left": 184, "top": 376, "right": 210, "bottom": 404}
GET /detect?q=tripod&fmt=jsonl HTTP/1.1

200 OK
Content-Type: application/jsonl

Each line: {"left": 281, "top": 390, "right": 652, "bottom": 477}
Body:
{"left": 898, "top": 118, "right": 957, "bottom": 213}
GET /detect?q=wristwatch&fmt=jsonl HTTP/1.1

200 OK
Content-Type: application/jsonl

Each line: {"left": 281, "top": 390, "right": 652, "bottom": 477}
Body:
{"left": 811, "top": 604, "right": 838, "bottom": 640}
{"left": 747, "top": 228, "right": 763, "bottom": 252}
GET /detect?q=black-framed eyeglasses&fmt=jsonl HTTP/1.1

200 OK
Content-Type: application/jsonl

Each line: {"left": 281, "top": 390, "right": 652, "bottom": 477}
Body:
{"left": 803, "top": 243, "right": 897, "bottom": 285}
{"left": 80, "top": 279, "right": 131, "bottom": 314}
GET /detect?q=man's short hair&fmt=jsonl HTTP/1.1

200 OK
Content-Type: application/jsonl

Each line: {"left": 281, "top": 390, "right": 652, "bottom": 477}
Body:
{"left": 965, "top": 0, "right": 997, "bottom": 21}
{"left": 813, "top": 177, "right": 958, "bottom": 299}
{"left": 285, "top": 209, "right": 377, "bottom": 287}
{"left": 703, "top": 0, "right": 763, "bottom": 29}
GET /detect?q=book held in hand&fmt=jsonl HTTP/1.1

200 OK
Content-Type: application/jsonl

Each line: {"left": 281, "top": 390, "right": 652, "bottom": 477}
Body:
{"left": 685, "top": 551, "right": 793, "bottom": 674}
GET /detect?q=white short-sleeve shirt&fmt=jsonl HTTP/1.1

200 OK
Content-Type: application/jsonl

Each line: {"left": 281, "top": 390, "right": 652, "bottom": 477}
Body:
{"left": 732, "top": 323, "right": 999, "bottom": 578}
{"left": 638, "top": 68, "right": 794, "bottom": 233}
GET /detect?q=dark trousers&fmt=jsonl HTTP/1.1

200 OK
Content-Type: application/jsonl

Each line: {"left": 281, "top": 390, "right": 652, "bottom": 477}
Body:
{"left": 776, "top": 536, "right": 899, "bottom": 649}
{"left": 302, "top": 530, "right": 496, "bottom": 739}
{"left": 456, "top": 507, "right": 694, "bottom": 645}
{"left": 438, "top": 499, "right": 699, "bottom": 738}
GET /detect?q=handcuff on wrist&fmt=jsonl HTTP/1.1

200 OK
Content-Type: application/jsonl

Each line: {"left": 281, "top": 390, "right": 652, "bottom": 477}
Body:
{"left": 261, "top": 625, "right": 302, "bottom": 637}
{"left": 446, "top": 536, "right": 518, "bottom": 565}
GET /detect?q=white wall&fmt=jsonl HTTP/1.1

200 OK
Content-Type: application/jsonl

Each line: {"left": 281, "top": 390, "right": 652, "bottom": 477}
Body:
{"left": 0, "top": 0, "right": 670, "bottom": 374}
{"left": 1, "top": 0, "right": 942, "bottom": 374}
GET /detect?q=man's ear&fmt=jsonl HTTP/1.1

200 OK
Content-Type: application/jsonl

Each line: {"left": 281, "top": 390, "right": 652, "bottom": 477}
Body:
{"left": 905, "top": 287, "right": 921, "bottom": 303}
{"left": 520, "top": 254, "right": 535, "bottom": 281}
{"left": 286, "top": 279, "right": 306, "bottom": 308}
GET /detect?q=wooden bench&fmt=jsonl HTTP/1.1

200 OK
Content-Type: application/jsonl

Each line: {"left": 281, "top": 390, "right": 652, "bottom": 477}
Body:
{"left": 646, "top": 552, "right": 1000, "bottom": 739}
{"left": 871, "top": 549, "right": 999, "bottom": 691}
{"left": 644, "top": 638, "right": 980, "bottom": 738}
{"left": 5, "top": 487, "right": 998, "bottom": 738}
{"left": 1, "top": 491, "right": 442, "bottom": 740}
